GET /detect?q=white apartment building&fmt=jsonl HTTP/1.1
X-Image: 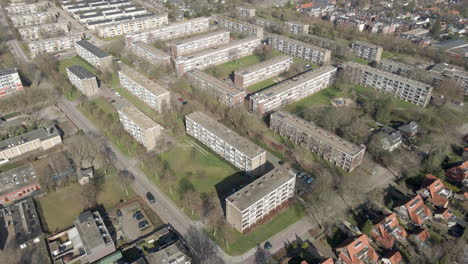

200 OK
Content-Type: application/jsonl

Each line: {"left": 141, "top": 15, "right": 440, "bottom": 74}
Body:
{"left": 169, "top": 30, "right": 230, "bottom": 57}
{"left": 226, "top": 168, "right": 296, "bottom": 232}
{"left": 66, "top": 65, "right": 100, "bottom": 97}
{"left": 452, "top": 71, "right": 468, "bottom": 96}
{"left": 344, "top": 62, "right": 432, "bottom": 107}
{"left": 5, "top": 2, "right": 49, "bottom": 15}
{"left": 285, "top": 21, "right": 309, "bottom": 35}
{"left": 118, "top": 62, "right": 170, "bottom": 112}
{"left": 351, "top": 41, "right": 383, "bottom": 62}
{"left": 125, "top": 17, "right": 210, "bottom": 45}
{"left": 97, "top": 13, "right": 168, "bottom": 38}
{"left": 63, "top": 0, "right": 131, "bottom": 13}
{"left": 250, "top": 66, "right": 337, "bottom": 116}
{"left": 118, "top": 105, "right": 161, "bottom": 151}
{"left": 75, "top": 40, "right": 114, "bottom": 71}
{"left": 28, "top": 34, "right": 83, "bottom": 58}
{"left": 234, "top": 55, "right": 293, "bottom": 88}
{"left": 0, "top": 68, "right": 23, "bottom": 98}
{"left": 174, "top": 37, "right": 261, "bottom": 76}
{"left": 185, "top": 112, "right": 266, "bottom": 173}
{"left": 129, "top": 41, "right": 170, "bottom": 65}
{"left": 185, "top": 69, "right": 246, "bottom": 106}
{"left": 216, "top": 16, "right": 264, "bottom": 38}
{"left": 236, "top": 6, "right": 256, "bottom": 17}
{"left": 267, "top": 34, "right": 331, "bottom": 66}
{"left": 18, "top": 22, "right": 69, "bottom": 41}
{"left": 10, "top": 12, "right": 57, "bottom": 27}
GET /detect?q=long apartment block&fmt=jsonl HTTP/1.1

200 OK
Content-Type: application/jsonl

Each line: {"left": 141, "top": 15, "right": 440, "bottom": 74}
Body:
{"left": 5, "top": 2, "right": 49, "bottom": 15}
{"left": 174, "top": 37, "right": 261, "bottom": 76}
{"left": 118, "top": 62, "right": 170, "bottom": 112}
{"left": 185, "top": 112, "right": 266, "bottom": 173}
{"left": 10, "top": 12, "right": 57, "bottom": 27}
{"left": 250, "top": 66, "right": 337, "bottom": 116}
{"left": 343, "top": 62, "right": 432, "bottom": 107}
{"left": 377, "top": 59, "right": 415, "bottom": 77}
{"left": 28, "top": 34, "right": 82, "bottom": 58}
{"left": 118, "top": 105, "right": 161, "bottom": 151}
{"left": 185, "top": 69, "right": 246, "bottom": 106}
{"left": 0, "top": 68, "right": 23, "bottom": 98}
{"left": 129, "top": 41, "right": 170, "bottom": 65}
{"left": 267, "top": 34, "right": 331, "bottom": 66}
{"left": 97, "top": 13, "right": 168, "bottom": 38}
{"left": 226, "top": 168, "right": 296, "bottom": 232}
{"left": 18, "top": 22, "right": 69, "bottom": 41}
{"left": 285, "top": 21, "right": 309, "bottom": 35}
{"left": 169, "top": 30, "right": 230, "bottom": 57}
{"left": 62, "top": 0, "right": 130, "bottom": 13}
{"left": 75, "top": 40, "right": 113, "bottom": 71}
{"left": 234, "top": 55, "right": 293, "bottom": 88}
{"left": 216, "top": 16, "right": 264, "bottom": 38}
{"left": 66, "top": 65, "right": 100, "bottom": 97}
{"left": 351, "top": 41, "right": 383, "bottom": 62}
{"left": 125, "top": 17, "right": 210, "bottom": 45}
{"left": 270, "top": 111, "right": 366, "bottom": 171}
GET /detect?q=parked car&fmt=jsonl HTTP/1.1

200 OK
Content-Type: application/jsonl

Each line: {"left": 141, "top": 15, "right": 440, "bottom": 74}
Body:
{"left": 133, "top": 211, "right": 142, "bottom": 218}
{"left": 135, "top": 214, "right": 145, "bottom": 220}
{"left": 297, "top": 172, "right": 306, "bottom": 178}
{"left": 177, "top": 98, "right": 187, "bottom": 105}
{"left": 146, "top": 192, "right": 156, "bottom": 203}
{"left": 264, "top": 241, "right": 272, "bottom": 250}
{"left": 138, "top": 220, "right": 149, "bottom": 229}
{"left": 116, "top": 209, "right": 122, "bottom": 217}
{"left": 305, "top": 177, "right": 314, "bottom": 184}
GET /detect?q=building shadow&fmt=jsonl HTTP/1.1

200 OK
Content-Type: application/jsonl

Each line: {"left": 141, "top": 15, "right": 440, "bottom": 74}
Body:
{"left": 0, "top": 213, "right": 8, "bottom": 250}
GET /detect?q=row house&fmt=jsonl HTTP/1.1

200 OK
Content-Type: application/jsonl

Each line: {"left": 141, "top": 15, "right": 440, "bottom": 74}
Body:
{"left": 417, "top": 174, "right": 452, "bottom": 208}
{"left": 396, "top": 195, "right": 432, "bottom": 226}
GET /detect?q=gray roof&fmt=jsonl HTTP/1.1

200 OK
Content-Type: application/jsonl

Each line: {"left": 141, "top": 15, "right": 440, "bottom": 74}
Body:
{"left": 76, "top": 40, "right": 110, "bottom": 58}
{"left": 398, "top": 121, "right": 420, "bottom": 134}
{"left": 186, "top": 112, "right": 266, "bottom": 159}
{"left": 186, "top": 69, "right": 245, "bottom": 96}
{"left": 87, "top": 18, "right": 113, "bottom": 26}
{"left": 75, "top": 211, "right": 112, "bottom": 251}
{"left": 145, "top": 241, "right": 191, "bottom": 264}
{"left": 67, "top": 65, "right": 95, "bottom": 80}
{"left": 118, "top": 105, "right": 161, "bottom": 130}
{"left": 0, "top": 67, "right": 18, "bottom": 77}
{"left": 171, "top": 30, "right": 229, "bottom": 46}
{"left": 0, "top": 126, "right": 60, "bottom": 152}
{"left": 226, "top": 168, "right": 295, "bottom": 211}
{"left": 0, "top": 164, "right": 37, "bottom": 197}
{"left": 10, "top": 197, "right": 43, "bottom": 245}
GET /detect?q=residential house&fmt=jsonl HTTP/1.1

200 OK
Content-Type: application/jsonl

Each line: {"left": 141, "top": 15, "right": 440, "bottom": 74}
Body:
{"left": 417, "top": 174, "right": 452, "bottom": 208}
{"left": 77, "top": 168, "right": 94, "bottom": 185}
{"left": 396, "top": 195, "right": 432, "bottom": 225}
{"left": 380, "top": 126, "right": 402, "bottom": 152}
{"left": 381, "top": 250, "right": 404, "bottom": 264}
{"left": 335, "top": 234, "right": 379, "bottom": 264}
{"left": 370, "top": 213, "right": 408, "bottom": 249}
{"left": 398, "top": 122, "right": 420, "bottom": 138}
{"left": 433, "top": 208, "right": 456, "bottom": 227}
{"left": 410, "top": 228, "right": 430, "bottom": 248}
{"left": 445, "top": 161, "right": 468, "bottom": 187}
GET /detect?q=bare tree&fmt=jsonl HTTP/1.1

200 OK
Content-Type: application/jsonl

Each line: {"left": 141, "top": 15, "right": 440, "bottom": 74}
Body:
{"left": 185, "top": 226, "right": 222, "bottom": 264}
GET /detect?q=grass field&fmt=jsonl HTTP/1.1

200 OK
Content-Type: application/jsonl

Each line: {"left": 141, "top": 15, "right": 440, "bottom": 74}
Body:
{"left": 352, "top": 57, "right": 370, "bottom": 65}
{"left": 208, "top": 202, "right": 305, "bottom": 255}
{"left": 58, "top": 56, "right": 97, "bottom": 75}
{"left": 246, "top": 77, "right": 277, "bottom": 93}
{"left": 287, "top": 86, "right": 343, "bottom": 113}
{"left": 205, "top": 54, "right": 263, "bottom": 79}
{"left": 382, "top": 50, "right": 397, "bottom": 59}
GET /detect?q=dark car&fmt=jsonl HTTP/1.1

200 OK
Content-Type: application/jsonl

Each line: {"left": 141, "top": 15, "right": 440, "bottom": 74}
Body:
{"left": 116, "top": 209, "right": 122, "bottom": 217}
{"left": 278, "top": 160, "right": 285, "bottom": 165}
{"left": 138, "top": 220, "right": 149, "bottom": 229}
{"left": 146, "top": 192, "right": 156, "bottom": 203}
{"left": 264, "top": 241, "right": 272, "bottom": 250}
{"left": 135, "top": 214, "right": 145, "bottom": 221}
{"left": 133, "top": 211, "right": 142, "bottom": 218}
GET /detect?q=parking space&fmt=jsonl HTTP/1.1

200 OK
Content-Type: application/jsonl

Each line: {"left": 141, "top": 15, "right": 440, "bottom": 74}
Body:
{"left": 113, "top": 201, "right": 154, "bottom": 241}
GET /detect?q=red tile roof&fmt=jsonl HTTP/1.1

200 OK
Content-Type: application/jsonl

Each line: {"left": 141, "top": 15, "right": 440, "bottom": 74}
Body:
{"left": 370, "top": 213, "right": 407, "bottom": 249}
{"left": 321, "top": 258, "right": 334, "bottom": 264}
{"left": 445, "top": 161, "right": 468, "bottom": 184}
{"left": 335, "top": 234, "right": 379, "bottom": 264}
{"left": 382, "top": 250, "right": 403, "bottom": 264}
{"left": 420, "top": 174, "right": 450, "bottom": 207}
{"left": 414, "top": 228, "right": 430, "bottom": 242}
{"left": 296, "top": 2, "right": 314, "bottom": 9}
{"left": 401, "top": 195, "right": 432, "bottom": 225}
{"left": 434, "top": 207, "right": 453, "bottom": 221}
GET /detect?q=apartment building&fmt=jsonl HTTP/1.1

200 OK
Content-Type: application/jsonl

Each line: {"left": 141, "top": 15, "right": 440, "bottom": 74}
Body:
{"left": 377, "top": 59, "right": 415, "bottom": 77}
{"left": 118, "top": 105, "right": 161, "bottom": 151}
{"left": 237, "top": 6, "right": 256, "bottom": 17}
{"left": 125, "top": 17, "right": 210, "bottom": 45}
{"left": 370, "top": 213, "right": 408, "bottom": 249}
{"left": 234, "top": 55, "right": 293, "bottom": 88}
{"left": 285, "top": 21, "right": 309, "bottom": 35}
{"left": 0, "top": 126, "right": 62, "bottom": 162}
{"left": 335, "top": 234, "right": 379, "bottom": 264}
{"left": 343, "top": 62, "right": 432, "bottom": 107}
{"left": 75, "top": 40, "right": 114, "bottom": 71}
{"left": 96, "top": 13, "right": 168, "bottom": 38}
{"left": 185, "top": 69, "right": 246, "bottom": 106}
{"left": 169, "top": 30, "right": 230, "bottom": 57}
{"left": 0, "top": 164, "right": 39, "bottom": 205}
{"left": 10, "top": 197, "right": 45, "bottom": 250}
{"left": 396, "top": 195, "right": 432, "bottom": 225}
{"left": 66, "top": 65, "right": 100, "bottom": 97}
{"left": 0, "top": 68, "right": 23, "bottom": 97}
{"left": 270, "top": 110, "right": 366, "bottom": 171}
{"left": 250, "top": 66, "right": 337, "bottom": 116}
{"left": 216, "top": 16, "right": 264, "bottom": 38}
{"left": 174, "top": 37, "right": 261, "bottom": 75}
{"left": 129, "top": 41, "right": 170, "bottom": 65}
{"left": 225, "top": 168, "right": 295, "bottom": 233}
{"left": 452, "top": 70, "right": 468, "bottom": 95}
{"left": 5, "top": 2, "right": 49, "bottom": 15}
{"left": 351, "top": 41, "right": 383, "bottom": 62}
{"left": 118, "top": 62, "right": 170, "bottom": 112}
{"left": 18, "top": 22, "right": 69, "bottom": 41}
{"left": 62, "top": 0, "right": 130, "bottom": 13}
{"left": 185, "top": 112, "right": 266, "bottom": 173}
{"left": 267, "top": 34, "right": 331, "bottom": 66}
{"left": 10, "top": 12, "right": 57, "bottom": 27}
{"left": 28, "top": 34, "right": 82, "bottom": 58}
{"left": 417, "top": 174, "right": 452, "bottom": 208}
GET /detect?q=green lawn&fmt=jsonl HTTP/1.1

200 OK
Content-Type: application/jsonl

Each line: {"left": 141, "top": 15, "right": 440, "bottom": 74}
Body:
{"left": 287, "top": 86, "right": 343, "bottom": 113}
{"left": 115, "top": 87, "right": 161, "bottom": 122}
{"left": 58, "top": 56, "right": 97, "bottom": 75}
{"left": 246, "top": 77, "right": 277, "bottom": 93}
{"left": 382, "top": 50, "right": 397, "bottom": 59}
{"left": 352, "top": 57, "right": 370, "bottom": 65}
{"left": 208, "top": 202, "right": 305, "bottom": 255}
{"left": 205, "top": 54, "right": 263, "bottom": 79}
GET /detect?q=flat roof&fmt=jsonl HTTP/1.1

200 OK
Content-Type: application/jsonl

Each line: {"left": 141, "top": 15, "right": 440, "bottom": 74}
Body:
{"left": 75, "top": 211, "right": 110, "bottom": 251}
{"left": 180, "top": 37, "right": 260, "bottom": 59}
{"left": 353, "top": 40, "right": 382, "bottom": 49}
{"left": 235, "top": 55, "right": 292, "bottom": 75}
{"left": 76, "top": 39, "right": 111, "bottom": 58}
{"left": 379, "top": 59, "right": 415, "bottom": 70}
{"left": 118, "top": 105, "right": 161, "bottom": 130}
{"left": 132, "top": 41, "right": 170, "bottom": 58}
{"left": 0, "top": 126, "right": 60, "bottom": 152}
{"left": 186, "top": 112, "right": 265, "bottom": 158}
{"left": 145, "top": 241, "right": 191, "bottom": 264}
{"left": 217, "top": 15, "right": 262, "bottom": 30}
{"left": 0, "top": 164, "right": 37, "bottom": 197}
{"left": 172, "top": 30, "right": 229, "bottom": 46}
{"left": 272, "top": 110, "right": 365, "bottom": 156}
{"left": 267, "top": 34, "right": 328, "bottom": 53}
{"left": 0, "top": 67, "right": 18, "bottom": 77}
{"left": 10, "top": 197, "right": 43, "bottom": 245}
{"left": 67, "top": 65, "right": 95, "bottom": 79}
{"left": 251, "top": 66, "right": 336, "bottom": 100}
{"left": 187, "top": 69, "right": 245, "bottom": 96}
{"left": 226, "top": 168, "right": 294, "bottom": 211}
{"left": 118, "top": 62, "right": 169, "bottom": 96}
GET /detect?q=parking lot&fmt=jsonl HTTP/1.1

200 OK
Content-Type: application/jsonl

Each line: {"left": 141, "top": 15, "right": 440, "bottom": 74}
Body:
{"left": 114, "top": 201, "right": 154, "bottom": 241}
